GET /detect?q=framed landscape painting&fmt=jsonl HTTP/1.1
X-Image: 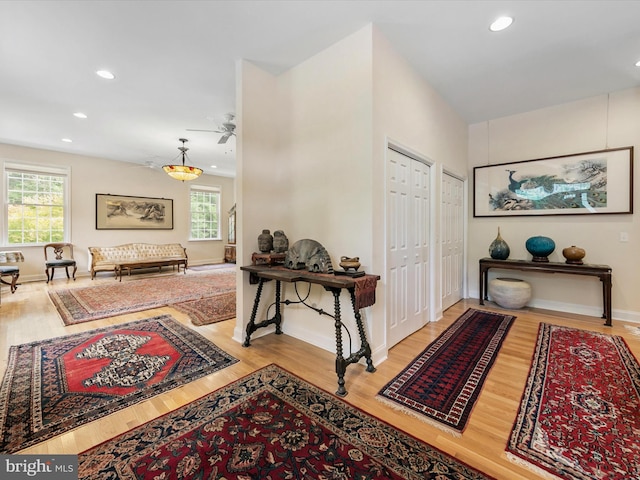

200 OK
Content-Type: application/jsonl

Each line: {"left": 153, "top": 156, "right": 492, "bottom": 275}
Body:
{"left": 96, "top": 194, "right": 174, "bottom": 229}
{"left": 473, "top": 146, "right": 633, "bottom": 217}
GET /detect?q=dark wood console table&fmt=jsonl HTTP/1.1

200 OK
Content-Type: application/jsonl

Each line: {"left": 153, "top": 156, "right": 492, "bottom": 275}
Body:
{"left": 240, "top": 264, "right": 380, "bottom": 396}
{"left": 479, "top": 257, "right": 612, "bottom": 326}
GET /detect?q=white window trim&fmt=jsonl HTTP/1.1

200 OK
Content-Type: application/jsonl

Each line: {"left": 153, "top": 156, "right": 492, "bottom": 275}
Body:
{"left": 2, "top": 160, "right": 71, "bottom": 246}
{"left": 189, "top": 184, "right": 221, "bottom": 241}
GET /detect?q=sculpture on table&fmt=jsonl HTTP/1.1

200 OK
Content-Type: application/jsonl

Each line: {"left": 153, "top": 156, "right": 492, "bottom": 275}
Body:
{"left": 258, "top": 229, "right": 273, "bottom": 253}
{"left": 284, "top": 239, "right": 333, "bottom": 274}
{"left": 273, "top": 230, "right": 289, "bottom": 253}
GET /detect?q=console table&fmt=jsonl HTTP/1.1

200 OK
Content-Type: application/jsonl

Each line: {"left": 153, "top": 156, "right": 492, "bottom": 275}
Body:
{"left": 479, "top": 257, "right": 612, "bottom": 326}
{"left": 240, "top": 264, "right": 380, "bottom": 396}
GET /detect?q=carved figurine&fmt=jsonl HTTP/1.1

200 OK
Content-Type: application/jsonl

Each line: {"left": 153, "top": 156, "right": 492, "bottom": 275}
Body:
{"left": 284, "top": 239, "right": 333, "bottom": 273}
{"left": 273, "top": 230, "right": 289, "bottom": 253}
{"left": 258, "top": 229, "right": 273, "bottom": 253}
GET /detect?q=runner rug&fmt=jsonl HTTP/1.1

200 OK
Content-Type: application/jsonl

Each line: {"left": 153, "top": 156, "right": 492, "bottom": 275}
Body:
{"left": 48, "top": 268, "right": 235, "bottom": 325}
{"left": 377, "top": 308, "right": 515, "bottom": 435}
{"left": 506, "top": 323, "right": 640, "bottom": 480}
{"left": 0, "top": 315, "right": 238, "bottom": 453}
{"left": 78, "top": 364, "right": 493, "bottom": 480}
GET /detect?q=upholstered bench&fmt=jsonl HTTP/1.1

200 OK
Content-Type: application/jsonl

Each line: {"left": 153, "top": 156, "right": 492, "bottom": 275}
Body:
{"left": 89, "top": 243, "right": 187, "bottom": 280}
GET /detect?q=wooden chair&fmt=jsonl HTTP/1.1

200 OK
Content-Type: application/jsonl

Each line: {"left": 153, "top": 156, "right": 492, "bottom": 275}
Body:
{"left": 0, "top": 266, "right": 19, "bottom": 304}
{"left": 44, "top": 243, "right": 77, "bottom": 283}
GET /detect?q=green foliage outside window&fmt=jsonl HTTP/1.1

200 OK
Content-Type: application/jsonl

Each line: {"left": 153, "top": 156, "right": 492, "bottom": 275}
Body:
{"left": 190, "top": 189, "right": 220, "bottom": 240}
{"left": 6, "top": 171, "right": 66, "bottom": 245}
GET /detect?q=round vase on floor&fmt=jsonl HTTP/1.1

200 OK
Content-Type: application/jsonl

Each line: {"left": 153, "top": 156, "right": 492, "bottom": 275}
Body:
{"left": 488, "top": 277, "right": 532, "bottom": 309}
{"left": 525, "top": 236, "right": 555, "bottom": 262}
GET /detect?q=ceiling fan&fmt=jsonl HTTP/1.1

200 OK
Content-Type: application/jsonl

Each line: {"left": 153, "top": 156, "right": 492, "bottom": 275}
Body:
{"left": 187, "top": 113, "right": 236, "bottom": 144}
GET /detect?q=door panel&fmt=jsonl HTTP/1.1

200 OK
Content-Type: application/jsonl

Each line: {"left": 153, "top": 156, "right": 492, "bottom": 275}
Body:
{"left": 441, "top": 173, "right": 464, "bottom": 310}
{"left": 387, "top": 148, "right": 430, "bottom": 347}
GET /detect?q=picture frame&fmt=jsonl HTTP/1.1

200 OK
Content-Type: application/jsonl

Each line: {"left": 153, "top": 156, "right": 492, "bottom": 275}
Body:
{"left": 228, "top": 204, "right": 236, "bottom": 244}
{"left": 96, "top": 194, "right": 173, "bottom": 230}
{"left": 473, "top": 146, "right": 633, "bottom": 217}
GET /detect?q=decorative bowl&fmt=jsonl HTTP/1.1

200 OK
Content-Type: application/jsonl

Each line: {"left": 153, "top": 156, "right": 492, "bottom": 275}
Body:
{"left": 525, "top": 236, "right": 555, "bottom": 262}
{"left": 562, "top": 245, "right": 586, "bottom": 265}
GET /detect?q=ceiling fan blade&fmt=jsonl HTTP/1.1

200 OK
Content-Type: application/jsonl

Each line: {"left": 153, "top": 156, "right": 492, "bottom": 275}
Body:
{"left": 218, "top": 133, "right": 231, "bottom": 144}
{"left": 186, "top": 129, "right": 217, "bottom": 132}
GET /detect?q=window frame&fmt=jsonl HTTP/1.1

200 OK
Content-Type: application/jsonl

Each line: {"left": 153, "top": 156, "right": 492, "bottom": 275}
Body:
{"left": 189, "top": 184, "right": 221, "bottom": 241}
{"left": 2, "top": 161, "right": 71, "bottom": 247}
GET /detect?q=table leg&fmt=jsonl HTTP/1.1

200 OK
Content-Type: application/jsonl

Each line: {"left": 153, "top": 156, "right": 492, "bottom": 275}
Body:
{"left": 330, "top": 288, "right": 348, "bottom": 397}
{"left": 243, "top": 279, "right": 282, "bottom": 347}
{"left": 479, "top": 266, "right": 487, "bottom": 305}
{"left": 602, "top": 273, "right": 612, "bottom": 326}
{"left": 349, "top": 287, "right": 375, "bottom": 374}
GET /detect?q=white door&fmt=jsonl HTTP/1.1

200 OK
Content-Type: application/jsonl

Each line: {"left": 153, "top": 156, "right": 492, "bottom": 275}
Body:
{"left": 387, "top": 148, "right": 430, "bottom": 348}
{"left": 441, "top": 172, "right": 464, "bottom": 310}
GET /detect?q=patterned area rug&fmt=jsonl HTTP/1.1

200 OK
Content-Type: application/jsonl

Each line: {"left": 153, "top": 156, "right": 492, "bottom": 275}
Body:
{"left": 378, "top": 308, "right": 515, "bottom": 435}
{"left": 507, "top": 323, "right": 640, "bottom": 479}
{"left": 49, "top": 268, "right": 235, "bottom": 325}
{"left": 0, "top": 315, "right": 238, "bottom": 453}
{"left": 78, "top": 364, "right": 493, "bottom": 480}
{"left": 172, "top": 291, "right": 236, "bottom": 325}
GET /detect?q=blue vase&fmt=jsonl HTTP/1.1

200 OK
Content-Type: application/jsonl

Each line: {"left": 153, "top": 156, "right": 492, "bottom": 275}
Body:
{"left": 489, "top": 228, "right": 510, "bottom": 260}
{"left": 525, "top": 236, "right": 555, "bottom": 262}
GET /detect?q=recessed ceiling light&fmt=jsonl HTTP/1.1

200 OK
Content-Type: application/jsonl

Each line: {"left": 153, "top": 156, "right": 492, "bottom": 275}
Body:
{"left": 96, "top": 70, "right": 115, "bottom": 80}
{"left": 61, "top": 138, "right": 73, "bottom": 143}
{"left": 210, "top": 165, "right": 218, "bottom": 168}
{"left": 73, "top": 112, "right": 87, "bottom": 119}
{"left": 490, "top": 16, "right": 514, "bottom": 32}
{"left": 635, "top": 60, "right": 640, "bottom": 67}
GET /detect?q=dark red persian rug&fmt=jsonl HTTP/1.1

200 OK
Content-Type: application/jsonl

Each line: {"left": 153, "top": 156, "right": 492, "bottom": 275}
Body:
{"left": 0, "top": 315, "right": 238, "bottom": 453}
{"left": 49, "top": 268, "right": 235, "bottom": 325}
{"left": 78, "top": 364, "right": 493, "bottom": 480}
{"left": 172, "top": 290, "right": 236, "bottom": 325}
{"left": 378, "top": 308, "right": 515, "bottom": 435}
{"left": 507, "top": 323, "right": 640, "bottom": 479}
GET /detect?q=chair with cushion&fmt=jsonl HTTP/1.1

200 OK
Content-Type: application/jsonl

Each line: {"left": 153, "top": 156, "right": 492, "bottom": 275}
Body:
{"left": 0, "top": 266, "right": 19, "bottom": 304}
{"left": 44, "top": 243, "right": 77, "bottom": 283}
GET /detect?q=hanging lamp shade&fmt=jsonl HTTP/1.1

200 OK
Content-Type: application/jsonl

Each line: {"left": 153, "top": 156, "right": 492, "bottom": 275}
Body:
{"left": 163, "top": 138, "right": 203, "bottom": 181}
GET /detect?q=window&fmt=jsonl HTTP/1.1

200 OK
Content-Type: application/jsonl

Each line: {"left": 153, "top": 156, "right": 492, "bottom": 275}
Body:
{"left": 189, "top": 185, "right": 221, "bottom": 240}
{"left": 3, "top": 162, "right": 70, "bottom": 246}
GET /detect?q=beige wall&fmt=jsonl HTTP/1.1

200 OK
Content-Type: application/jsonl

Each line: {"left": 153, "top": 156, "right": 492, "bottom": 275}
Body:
{"left": 0, "top": 143, "right": 235, "bottom": 282}
{"left": 468, "top": 87, "right": 640, "bottom": 322}
{"left": 236, "top": 25, "right": 469, "bottom": 362}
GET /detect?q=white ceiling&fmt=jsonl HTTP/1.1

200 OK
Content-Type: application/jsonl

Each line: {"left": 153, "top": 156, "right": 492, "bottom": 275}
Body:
{"left": 1, "top": 1, "right": 639, "bottom": 178}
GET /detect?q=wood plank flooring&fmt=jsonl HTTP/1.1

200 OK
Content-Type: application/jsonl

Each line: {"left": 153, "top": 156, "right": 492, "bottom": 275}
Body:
{"left": 1, "top": 271, "right": 638, "bottom": 479}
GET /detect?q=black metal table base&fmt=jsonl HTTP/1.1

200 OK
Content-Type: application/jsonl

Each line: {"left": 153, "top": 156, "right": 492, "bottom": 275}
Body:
{"left": 242, "top": 275, "right": 376, "bottom": 396}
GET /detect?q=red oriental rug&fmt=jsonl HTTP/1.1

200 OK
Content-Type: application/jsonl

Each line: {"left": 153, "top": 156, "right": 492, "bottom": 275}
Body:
{"left": 48, "top": 268, "right": 235, "bottom": 325}
{"left": 172, "top": 291, "right": 236, "bottom": 325}
{"left": 507, "top": 323, "right": 640, "bottom": 479}
{"left": 378, "top": 308, "right": 515, "bottom": 435}
{"left": 78, "top": 364, "right": 493, "bottom": 480}
{"left": 0, "top": 315, "right": 238, "bottom": 453}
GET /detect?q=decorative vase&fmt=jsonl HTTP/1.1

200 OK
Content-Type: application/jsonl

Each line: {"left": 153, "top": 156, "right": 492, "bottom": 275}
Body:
{"left": 489, "top": 227, "right": 510, "bottom": 260}
{"left": 525, "top": 236, "right": 555, "bottom": 262}
{"left": 488, "top": 277, "right": 532, "bottom": 309}
{"left": 562, "top": 245, "right": 586, "bottom": 265}
{"left": 258, "top": 229, "right": 273, "bottom": 253}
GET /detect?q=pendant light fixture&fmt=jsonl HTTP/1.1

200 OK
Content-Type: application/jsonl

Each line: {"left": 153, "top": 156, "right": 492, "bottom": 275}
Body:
{"left": 163, "top": 138, "right": 203, "bottom": 181}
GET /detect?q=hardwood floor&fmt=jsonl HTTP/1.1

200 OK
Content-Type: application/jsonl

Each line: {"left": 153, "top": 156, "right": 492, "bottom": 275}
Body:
{"left": 1, "top": 272, "right": 638, "bottom": 479}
